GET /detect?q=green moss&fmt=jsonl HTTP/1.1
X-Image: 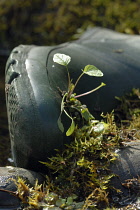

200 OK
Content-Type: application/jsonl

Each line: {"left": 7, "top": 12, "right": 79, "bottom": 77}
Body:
{"left": 115, "top": 88, "right": 140, "bottom": 140}
{"left": 0, "top": 0, "right": 140, "bottom": 49}
{"left": 115, "top": 88, "right": 140, "bottom": 123}
{"left": 12, "top": 88, "right": 140, "bottom": 209}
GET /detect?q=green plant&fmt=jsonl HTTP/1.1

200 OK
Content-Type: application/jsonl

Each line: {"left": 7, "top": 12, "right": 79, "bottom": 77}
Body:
{"left": 41, "top": 111, "right": 121, "bottom": 209}
{"left": 11, "top": 51, "right": 140, "bottom": 209}
{"left": 39, "top": 54, "right": 121, "bottom": 209}
{"left": 53, "top": 53, "right": 106, "bottom": 136}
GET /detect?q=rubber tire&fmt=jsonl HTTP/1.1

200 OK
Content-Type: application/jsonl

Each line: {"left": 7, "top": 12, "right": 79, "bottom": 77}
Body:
{"left": 5, "top": 27, "right": 140, "bottom": 172}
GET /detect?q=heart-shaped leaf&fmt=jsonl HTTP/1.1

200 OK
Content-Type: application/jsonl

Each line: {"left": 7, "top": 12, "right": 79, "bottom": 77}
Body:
{"left": 53, "top": 53, "right": 71, "bottom": 66}
{"left": 83, "top": 65, "right": 103, "bottom": 77}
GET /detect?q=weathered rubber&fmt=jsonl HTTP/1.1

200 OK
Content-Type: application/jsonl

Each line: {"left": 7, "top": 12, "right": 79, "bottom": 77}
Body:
{"left": 5, "top": 45, "right": 71, "bottom": 171}
{"left": 109, "top": 141, "right": 140, "bottom": 205}
{"left": 5, "top": 27, "right": 140, "bottom": 172}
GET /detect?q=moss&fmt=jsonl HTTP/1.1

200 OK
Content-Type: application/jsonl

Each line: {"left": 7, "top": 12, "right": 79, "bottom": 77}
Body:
{"left": 115, "top": 88, "right": 140, "bottom": 140}
{"left": 114, "top": 88, "right": 140, "bottom": 124}
{"left": 12, "top": 88, "right": 140, "bottom": 209}
{"left": 0, "top": 0, "right": 140, "bottom": 50}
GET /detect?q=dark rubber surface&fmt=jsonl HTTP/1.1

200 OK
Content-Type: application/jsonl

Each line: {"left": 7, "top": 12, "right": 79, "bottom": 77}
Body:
{"left": 5, "top": 27, "right": 140, "bottom": 172}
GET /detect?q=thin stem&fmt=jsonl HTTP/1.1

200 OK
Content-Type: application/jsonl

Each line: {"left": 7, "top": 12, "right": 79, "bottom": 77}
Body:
{"left": 66, "top": 65, "right": 71, "bottom": 91}
{"left": 72, "top": 72, "right": 84, "bottom": 94}
{"left": 64, "top": 109, "right": 73, "bottom": 120}
{"left": 0, "top": 188, "right": 17, "bottom": 197}
{"left": 74, "top": 83, "right": 106, "bottom": 99}
{"left": 67, "top": 72, "right": 85, "bottom": 100}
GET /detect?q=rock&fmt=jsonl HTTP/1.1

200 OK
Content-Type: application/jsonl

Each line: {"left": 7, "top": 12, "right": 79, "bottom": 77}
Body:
{"left": 0, "top": 166, "right": 45, "bottom": 208}
{"left": 5, "top": 27, "right": 140, "bottom": 172}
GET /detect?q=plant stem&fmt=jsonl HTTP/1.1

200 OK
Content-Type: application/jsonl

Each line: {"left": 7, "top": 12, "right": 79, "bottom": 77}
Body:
{"left": 0, "top": 188, "right": 17, "bottom": 197}
{"left": 67, "top": 72, "right": 85, "bottom": 99}
{"left": 72, "top": 72, "right": 84, "bottom": 93}
{"left": 66, "top": 65, "right": 71, "bottom": 91}
{"left": 64, "top": 109, "right": 73, "bottom": 120}
{"left": 74, "top": 82, "right": 106, "bottom": 99}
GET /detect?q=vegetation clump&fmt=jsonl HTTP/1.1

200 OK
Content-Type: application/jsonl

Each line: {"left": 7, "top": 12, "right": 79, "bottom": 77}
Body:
{"left": 39, "top": 54, "right": 120, "bottom": 209}
{"left": 12, "top": 54, "right": 140, "bottom": 209}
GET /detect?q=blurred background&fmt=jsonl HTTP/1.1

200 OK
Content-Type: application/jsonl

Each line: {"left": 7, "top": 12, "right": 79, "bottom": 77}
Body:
{"left": 0, "top": 0, "right": 140, "bottom": 166}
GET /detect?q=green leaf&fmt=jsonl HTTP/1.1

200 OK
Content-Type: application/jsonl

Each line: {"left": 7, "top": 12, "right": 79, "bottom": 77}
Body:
{"left": 83, "top": 65, "right": 103, "bottom": 77}
{"left": 53, "top": 53, "right": 71, "bottom": 66}
{"left": 66, "top": 119, "right": 75, "bottom": 136}
{"left": 56, "top": 198, "right": 66, "bottom": 207}
{"left": 57, "top": 93, "right": 67, "bottom": 133}
{"left": 57, "top": 117, "right": 64, "bottom": 133}
{"left": 93, "top": 123, "right": 104, "bottom": 133}
{"left": 81, "top": 108, "right": 94, "bottom": 121}
{"left": 66, "top": 196, "right": 73, "bottom": 205}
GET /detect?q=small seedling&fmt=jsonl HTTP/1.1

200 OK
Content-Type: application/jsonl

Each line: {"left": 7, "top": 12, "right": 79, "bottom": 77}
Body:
{"left": 53, "top": 53, "right": 106, "bottom": 136}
